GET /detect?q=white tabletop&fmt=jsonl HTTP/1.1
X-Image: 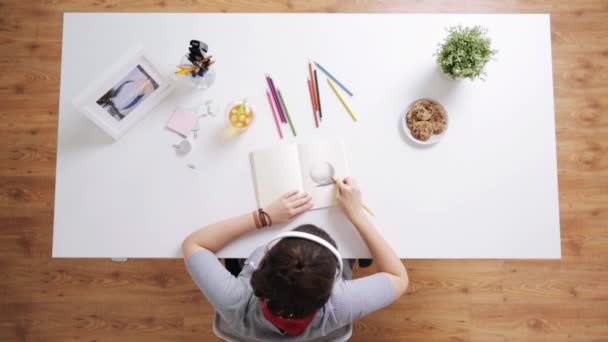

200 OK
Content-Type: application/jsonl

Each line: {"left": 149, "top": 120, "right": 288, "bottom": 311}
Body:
{"left": 53, "top": 13, "right": 560, "bottom": 258}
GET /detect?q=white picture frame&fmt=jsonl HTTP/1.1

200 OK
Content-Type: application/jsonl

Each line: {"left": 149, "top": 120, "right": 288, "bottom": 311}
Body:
{"left": 72, "top": 46, "right": 173, "bottom": 140}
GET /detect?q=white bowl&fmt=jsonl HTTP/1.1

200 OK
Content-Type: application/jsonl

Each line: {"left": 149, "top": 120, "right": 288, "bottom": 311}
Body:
{"left": 401, "top": 98, "right": 449, "bottom": 146}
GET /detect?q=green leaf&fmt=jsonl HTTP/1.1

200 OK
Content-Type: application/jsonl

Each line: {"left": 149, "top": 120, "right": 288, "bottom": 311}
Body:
{"left": 435, "top": 25, "right": 497, "bottom": 81}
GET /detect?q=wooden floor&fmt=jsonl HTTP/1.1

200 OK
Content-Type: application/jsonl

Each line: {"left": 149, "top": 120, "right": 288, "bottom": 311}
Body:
{"left": 1, "top": 1, "right": 607, "bottom": 341}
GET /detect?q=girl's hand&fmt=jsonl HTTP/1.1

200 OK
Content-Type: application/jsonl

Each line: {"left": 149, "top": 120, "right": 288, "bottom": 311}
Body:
{"left": 335, "top": 177, "right": 365, "bottom": 222}
{"left": 265, "top": 191, "right": 313, "bottom": 225}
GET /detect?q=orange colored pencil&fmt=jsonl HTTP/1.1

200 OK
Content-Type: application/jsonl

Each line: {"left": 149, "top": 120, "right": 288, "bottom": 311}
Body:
{"left": 308, "top": 61, "right": 318, "bottom": 112}
{"left": 307, "top": 79, "right": 319, "bottom": 128}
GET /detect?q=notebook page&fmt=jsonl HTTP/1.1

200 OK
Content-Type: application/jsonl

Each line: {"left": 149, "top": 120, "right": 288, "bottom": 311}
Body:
{"left": 250, "top": 144, "right": 303, "bottom": 208}
{"left": 297, "top": 141, "right": 349, "bottom": 209}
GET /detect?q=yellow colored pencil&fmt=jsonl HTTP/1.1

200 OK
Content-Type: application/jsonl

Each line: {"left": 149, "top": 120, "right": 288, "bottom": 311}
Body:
{"left": 327, "top": 79, "right": 358, "bottom": 122}
{"left": 360, "top": 203, "right": 375, "bottom": 216}
{"left": 331, "top": 177, "right": 374, "bottom": 216}
{"left": 175, "top": 66, "right": 196, "bottom": 75}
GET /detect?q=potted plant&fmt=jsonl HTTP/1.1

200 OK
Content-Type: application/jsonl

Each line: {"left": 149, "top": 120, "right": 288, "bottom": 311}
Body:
{"left": 436, "top": 25, "right": 497, "bottom": 81}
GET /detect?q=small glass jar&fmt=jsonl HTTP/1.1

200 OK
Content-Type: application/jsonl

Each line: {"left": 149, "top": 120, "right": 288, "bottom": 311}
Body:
{"left": 176, "top": 54, "right": 216, "bottom": 91}
{"left": 225, "top": 101, "right": 255, "bottom": 133}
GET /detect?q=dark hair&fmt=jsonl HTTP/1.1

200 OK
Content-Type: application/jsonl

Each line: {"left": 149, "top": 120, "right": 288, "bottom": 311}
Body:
{"left": 250, "top": 224, "right": 338, "bottom": 318}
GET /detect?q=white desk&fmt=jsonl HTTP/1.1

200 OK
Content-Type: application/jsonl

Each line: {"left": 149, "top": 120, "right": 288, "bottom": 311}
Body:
{"left": 53, "top": 13, "right": 560, "bottom": 258}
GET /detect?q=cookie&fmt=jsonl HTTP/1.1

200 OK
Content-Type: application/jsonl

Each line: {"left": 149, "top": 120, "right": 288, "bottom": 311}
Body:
{"left": 430, "top": 117, "right": 446, "bottom": 134}
{"left": 406, "top": 109, "right": 416, "bottom": 129}
{"left": 406, "top": 99, "right": 447, "bottom": 141}
{"left": 411, "top": 121, "right": 434, "bottom": 141}
{"left": 430, "top": 102, "right": 445, "bottom": 116}
{"left": 429, "top": 103, "right": 446, "bottom": 134}
{"left": 414, "top": 107, "right": 433, "bottom": 121}
{"left": 414, "top": 99, "right": 433, "bottom": 109}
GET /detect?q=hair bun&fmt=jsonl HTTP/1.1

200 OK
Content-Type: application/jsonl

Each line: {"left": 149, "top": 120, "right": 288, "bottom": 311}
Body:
{"left": 277, "top": 269, "right": 294, "bottom": 285}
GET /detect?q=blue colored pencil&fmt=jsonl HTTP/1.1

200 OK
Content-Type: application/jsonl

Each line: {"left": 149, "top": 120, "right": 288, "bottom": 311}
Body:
{"left": 313, "top": 61, "right": 353, "bottom": 97}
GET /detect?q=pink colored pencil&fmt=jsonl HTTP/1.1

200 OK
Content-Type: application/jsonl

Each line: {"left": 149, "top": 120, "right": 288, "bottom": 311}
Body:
{"left": 307, "top": 79, "right": 319, "bottom": 128}
{"left": 267, "top": 90, "right": 283, "bottom": 139}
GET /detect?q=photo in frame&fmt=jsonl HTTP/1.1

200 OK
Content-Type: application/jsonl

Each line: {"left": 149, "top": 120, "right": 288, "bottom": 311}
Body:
{"left": 72, "top": 46, "right": 173, "bottom": 140}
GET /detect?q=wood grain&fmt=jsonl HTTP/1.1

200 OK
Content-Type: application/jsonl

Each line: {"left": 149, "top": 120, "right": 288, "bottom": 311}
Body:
{"left": 0, "top": 0, "right": 606, "bottom": 341}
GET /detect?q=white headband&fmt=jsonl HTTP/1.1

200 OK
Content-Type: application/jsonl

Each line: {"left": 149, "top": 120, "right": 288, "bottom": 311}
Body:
{"left": 266, "top": 231, "right": 343, "bottom": 279}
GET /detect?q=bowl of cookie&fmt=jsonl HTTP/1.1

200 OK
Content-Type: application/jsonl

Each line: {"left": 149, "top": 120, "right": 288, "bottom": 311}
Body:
{"left": 402, "top": 98, "right": 448, "bottom": 145}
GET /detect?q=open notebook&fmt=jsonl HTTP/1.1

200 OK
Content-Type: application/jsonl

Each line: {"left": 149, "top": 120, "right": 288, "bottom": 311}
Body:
{"left": 250, "top": 141, "right": 349, "bottom": 209}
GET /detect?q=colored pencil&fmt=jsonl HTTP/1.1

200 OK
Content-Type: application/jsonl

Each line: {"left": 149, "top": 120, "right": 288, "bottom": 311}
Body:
{"left": 314, "top": 69, "right": 322, "bottom": 121}
{"left": 267, "top": 90, "right": 283, "bottom": 139}
{"left": 308, "top": 61, "right": 319, "bottom": 113}
{"left": 277, "top": 89, "right": 297, "bottom": 136}
{"left": 175, "top": 66, "right": 196, "bottom": 75}
{"left": 266, "top": 75, "right": 285, "bottom": 123}
{"left": 331, "top": 177, "right": 374, "bottom": 216}
{"left": 360, "top": 203, "right": 375, "bottom": 216}
{"left": 266, "top": 75, "right": 286, "bottom": 123}
{"left": 272, "top": 78, "right": 289, "bottom": 124}
{"left": 307, "top": 79, "right": 319, "bottom": 128}
{"left": 327, "top": 79, "right": 358, "bottom": 122}
{"left": 314, "top": 61, "right": 354, "bottom": 97}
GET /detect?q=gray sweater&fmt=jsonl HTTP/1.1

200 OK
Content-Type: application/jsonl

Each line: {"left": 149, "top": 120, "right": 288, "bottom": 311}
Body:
{"left": 186, "top": 246, "right": 396, "bottom": 341}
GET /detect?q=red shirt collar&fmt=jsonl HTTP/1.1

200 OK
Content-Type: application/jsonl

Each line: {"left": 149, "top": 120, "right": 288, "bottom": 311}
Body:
{"left": 259, "top": 299, "right": 316, "bottom": 336}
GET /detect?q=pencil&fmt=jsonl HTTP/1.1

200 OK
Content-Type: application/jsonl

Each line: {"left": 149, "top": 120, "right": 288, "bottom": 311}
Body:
{"left": 308, "top": 61, "right": 319, "bottom": 113}
{"left": 314, "top": 61, "right": 354, "bottom": 97}
{"left": 307, "top": 79, "right": 319, "bottom": 128}
{"left": 331, "top": 177, "right": 374, "bottom": 216}
{"left": 277, "top": 89, "right": 297, "bottom": 136}
{"left": 267, "top": 90, "right": 283, "bottom": 139}
{"left": 266, "top": 75, "right": 286, "bottom": 123}
{"left": 360, "top": 203, "right": 375, "bottom": 216}
{"left": 175, "top": 66, "right": 196, "bottom": 75}
{"left": 327, "top": 79, "right": 358, "bottom": 122}
{"left": 314, "top": 69, "right": 322, "bottom": 121}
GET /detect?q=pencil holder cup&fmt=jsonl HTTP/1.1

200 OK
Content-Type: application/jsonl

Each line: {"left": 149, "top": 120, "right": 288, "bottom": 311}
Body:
{"left": 176, "top": 54, "right": 216, "bottom": 91}
{"left": 225, "top": 101, "right": 255, "bottom": 135}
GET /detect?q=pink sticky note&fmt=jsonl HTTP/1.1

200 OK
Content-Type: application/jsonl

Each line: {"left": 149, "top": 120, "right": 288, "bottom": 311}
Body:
{"left": 167, "top": 109, "right": 197, "bottom": 137}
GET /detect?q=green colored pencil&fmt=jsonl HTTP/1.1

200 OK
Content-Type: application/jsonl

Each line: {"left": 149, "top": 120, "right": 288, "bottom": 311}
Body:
{"left": 277, "top": 89, "right": 297, "bottom": 136}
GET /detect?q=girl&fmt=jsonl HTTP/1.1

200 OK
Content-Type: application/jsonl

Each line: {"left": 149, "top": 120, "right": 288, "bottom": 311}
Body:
{"left": 183, "top": 177, "right": 408, "bottom": 341}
